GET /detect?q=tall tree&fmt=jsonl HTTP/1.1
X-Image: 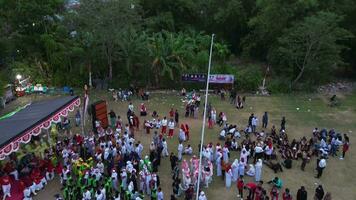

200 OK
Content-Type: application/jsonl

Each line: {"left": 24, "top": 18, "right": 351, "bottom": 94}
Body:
{"left": 269, "top": 12, "right": 353, "bottom": 89}
{"left": 75, "top": 0, "right": 142, "bottom": 82}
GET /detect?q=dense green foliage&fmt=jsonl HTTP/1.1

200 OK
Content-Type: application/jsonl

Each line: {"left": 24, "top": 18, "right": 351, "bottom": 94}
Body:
{"left": 1, "top": 0, "right": 356, "bottom": 94}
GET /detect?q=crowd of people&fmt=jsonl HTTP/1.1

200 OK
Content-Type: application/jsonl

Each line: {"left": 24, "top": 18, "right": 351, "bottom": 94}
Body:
{"left": 0, "top": 89, "right": 351, "bottom": 200}
{"left": 212, "top": 92, "right": 350, "bottom": 200}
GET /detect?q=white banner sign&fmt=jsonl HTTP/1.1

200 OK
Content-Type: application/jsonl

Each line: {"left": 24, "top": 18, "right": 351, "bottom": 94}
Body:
{"left": 209, "top": 74, "right": 234, "bottom": 84}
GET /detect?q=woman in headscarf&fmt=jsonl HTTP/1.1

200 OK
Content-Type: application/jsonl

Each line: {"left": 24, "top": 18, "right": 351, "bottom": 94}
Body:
{"left": 255, "top": 159, "right": 263, "bottom": 182}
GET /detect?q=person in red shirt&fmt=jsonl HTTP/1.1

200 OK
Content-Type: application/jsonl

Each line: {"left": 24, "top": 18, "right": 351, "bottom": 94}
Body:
{"left": 237, "top": 175, "right": 244, "bottom": 199}
{"left": 140, "top": 103, "right": 147, "bottom": 116}
{"left": 245, "top": 182, "right": 257, "bottom": 200}
{"left": 185, "top": 124, "right": 190, "bottom": 140}
{"left": 169, "top": 108, "right": 174, "bottom": 118}
{"left": 133, "top": 114, "right": 140, "bottom": 130}
{"left": 270, "top": 185, "right": 280, "bottom": 200}
{"left": 341, "top": 134, "right": 349, "bottom": 159}
{"left": 254, "top": 181, "right": 264, "bottom": 200}
{"left": 1, "top": 175, "right": 11, "bottom": 198}
{"left": 282, "top": 188, "right": 292, "bottom": 200}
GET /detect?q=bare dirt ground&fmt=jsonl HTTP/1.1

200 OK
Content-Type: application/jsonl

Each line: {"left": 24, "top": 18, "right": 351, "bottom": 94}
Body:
{"left": 3, "top": 91, "right": 356, "bottom": 200}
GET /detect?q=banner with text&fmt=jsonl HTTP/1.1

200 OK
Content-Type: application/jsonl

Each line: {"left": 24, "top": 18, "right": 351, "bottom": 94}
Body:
{"left": 209, "top": 74, "right": 234, "bottom": 84}
{"left": 181, "top": 74, "right": 207, "bottom": 82}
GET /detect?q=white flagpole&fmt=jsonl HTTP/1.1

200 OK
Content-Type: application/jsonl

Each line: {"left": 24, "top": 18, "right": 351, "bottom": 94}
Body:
{"left": 196, "top": 33, "right": 214, "bottom": 200}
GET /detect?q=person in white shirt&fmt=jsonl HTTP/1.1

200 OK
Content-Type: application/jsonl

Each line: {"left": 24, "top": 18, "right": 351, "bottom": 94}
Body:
{"left": 161, "top": 117, "right": 168, "bottom": 135}
{"left": 211, "top": 108, "right": 217, "bottom": 123}
{"left": 179, "top": 128, "right": 186, "bottom": 142}
{"left": 156, "top": 119, "right": 162, "bottom": 129}
{"left": 135, "top": 142, "right": 144, "bottom": 159}
{"left": 198, "top": 191, "right": 207, "bottom": 200}
{"left": 184, "top": 145, "right": 193, "bottom": 155}
{"left": 264, "top": 145, "right": 273, "bottom": 160}
{"left": 168, "top": 119, "right": 175, "bottom": 138}
{"left": 254, "top": 145, "right": 264, "bottom": 163}
{"left": 316, "top": 157, "right": 327, "bottom": 178}
{"left": 95, "top": 189, "right": 104, "bottom": 200}
{"left": 222, "top": 113, "right": 227, "bottom": 125}
{"left": 23, "top": 187, "right": 32, "bottom": 200}
{"left": 83, "top": 188, "right": 91, "bottom": 200}
{"left": 178, "top": 142, "right": 183, "bottom": 160}
{"left": 219, "top": 129, "right": 226, "bottom": 140}
{"left": 128, "top": 102, "right": 134, "bottom": 112}
{"left": 157, "top": 187, "right": 164, "bottom": 200}
{"left": 111, "top": 169, "right": 118, "bottom": 191}
{"left": 97, "top": 160, "right": 105, "bottom": 174}
{"left": 231, "top": 139, "right": 238, "bottom": 151}
{"left": 252, "top": 116, "right": 258, "bottom": 133}
{"left": 162, "top": 138, "right": 169, "bottom": 157}
{"left": 222, "top": 146, "right": 229, "bottom": 163}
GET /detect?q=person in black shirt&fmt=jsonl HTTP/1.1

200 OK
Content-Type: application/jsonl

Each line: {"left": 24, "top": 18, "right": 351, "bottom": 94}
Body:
{"left": 297, "top": 186, "right": 307, "bottom": 200}
{"left": 262, "top": 112, "right": 268, "bottom": 128}
{"left": 281, "top": 116, "right": 286, "bottom": 131}
{"left": 314, "top": 185, "right": 325, "bottom": 200}
{"left": 248, "top": 114, "right": 254, "bottom": 127}
{"left": 174, "top": 110, "right": 179, "bottom": 127}
{"left": 283, "top": 158, "right": 292, "bottom": 169}
{"left": 170, "top": 153, "right": 178, "bottom": 171}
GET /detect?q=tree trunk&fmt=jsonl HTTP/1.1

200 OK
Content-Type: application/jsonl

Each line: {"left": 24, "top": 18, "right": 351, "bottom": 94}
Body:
{"left": 108, "top": 58, "right": 113, "bottom": 81}
{"left": 107, "top": 45, "right": 113, "bottom": 81}
{"left": 291, "top": 65, "right": 305, "bottom": 87}
{"left": 88, "top": 61, "right": 92, "bottom": 87}
{"left": 291, "top": 41, "right": 314, "bottom": 88}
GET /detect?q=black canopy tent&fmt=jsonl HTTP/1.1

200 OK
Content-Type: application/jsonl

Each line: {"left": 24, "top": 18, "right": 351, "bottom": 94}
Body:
{"left": 0, "top": 96, "right": 80, "bottom": 160}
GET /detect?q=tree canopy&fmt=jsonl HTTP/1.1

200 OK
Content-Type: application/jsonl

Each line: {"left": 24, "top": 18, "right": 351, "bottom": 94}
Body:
{"left": 0, "top": 0, "right": 355, "bottom": 93}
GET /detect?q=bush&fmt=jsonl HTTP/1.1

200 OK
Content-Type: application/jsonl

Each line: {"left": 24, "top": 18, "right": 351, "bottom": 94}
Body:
{"left": 267, "top": 78, "right": 291, "bottom": 94}
{"left": 235, "top": 64, "right": 263, "bottom": 91}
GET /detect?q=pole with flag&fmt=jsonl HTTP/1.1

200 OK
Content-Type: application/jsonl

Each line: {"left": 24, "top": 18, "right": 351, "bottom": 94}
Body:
{"left": 196, "top": 33, "right": 214, "bottom": 200}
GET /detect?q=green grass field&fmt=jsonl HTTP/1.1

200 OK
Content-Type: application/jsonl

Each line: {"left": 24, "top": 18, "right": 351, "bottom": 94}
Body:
{"left": 2, "top": 91, "right": 355, "bottom": 200}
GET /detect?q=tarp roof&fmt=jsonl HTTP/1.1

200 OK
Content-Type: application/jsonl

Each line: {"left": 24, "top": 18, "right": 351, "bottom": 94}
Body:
{"left": 0, "top": 96, "right": 80, "bottom": 159}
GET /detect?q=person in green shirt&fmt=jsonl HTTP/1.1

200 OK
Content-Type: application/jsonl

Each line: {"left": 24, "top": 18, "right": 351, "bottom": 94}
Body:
{"left": 63, "top": 186, "right": 70, "bottom": 200}
{"left": 151, "top": 188, "right": 157, "bottom": 200}
{"left": 105, "top": 177, "right": 113, "bottom": 197}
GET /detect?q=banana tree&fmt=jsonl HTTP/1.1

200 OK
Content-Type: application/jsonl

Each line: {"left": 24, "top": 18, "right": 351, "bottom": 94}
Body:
{"left": 147, "top": 31, "right": 187, "bottom": 87}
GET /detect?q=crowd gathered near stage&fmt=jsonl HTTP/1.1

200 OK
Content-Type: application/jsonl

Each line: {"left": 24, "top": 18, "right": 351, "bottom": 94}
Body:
{"left": 0, "top": 89, "right": 350, "bottom": 200}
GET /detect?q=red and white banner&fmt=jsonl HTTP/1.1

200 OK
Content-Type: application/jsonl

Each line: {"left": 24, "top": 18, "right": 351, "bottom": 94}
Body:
{"left": 0, "top": 97, "right": 80, "bottom": 160}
